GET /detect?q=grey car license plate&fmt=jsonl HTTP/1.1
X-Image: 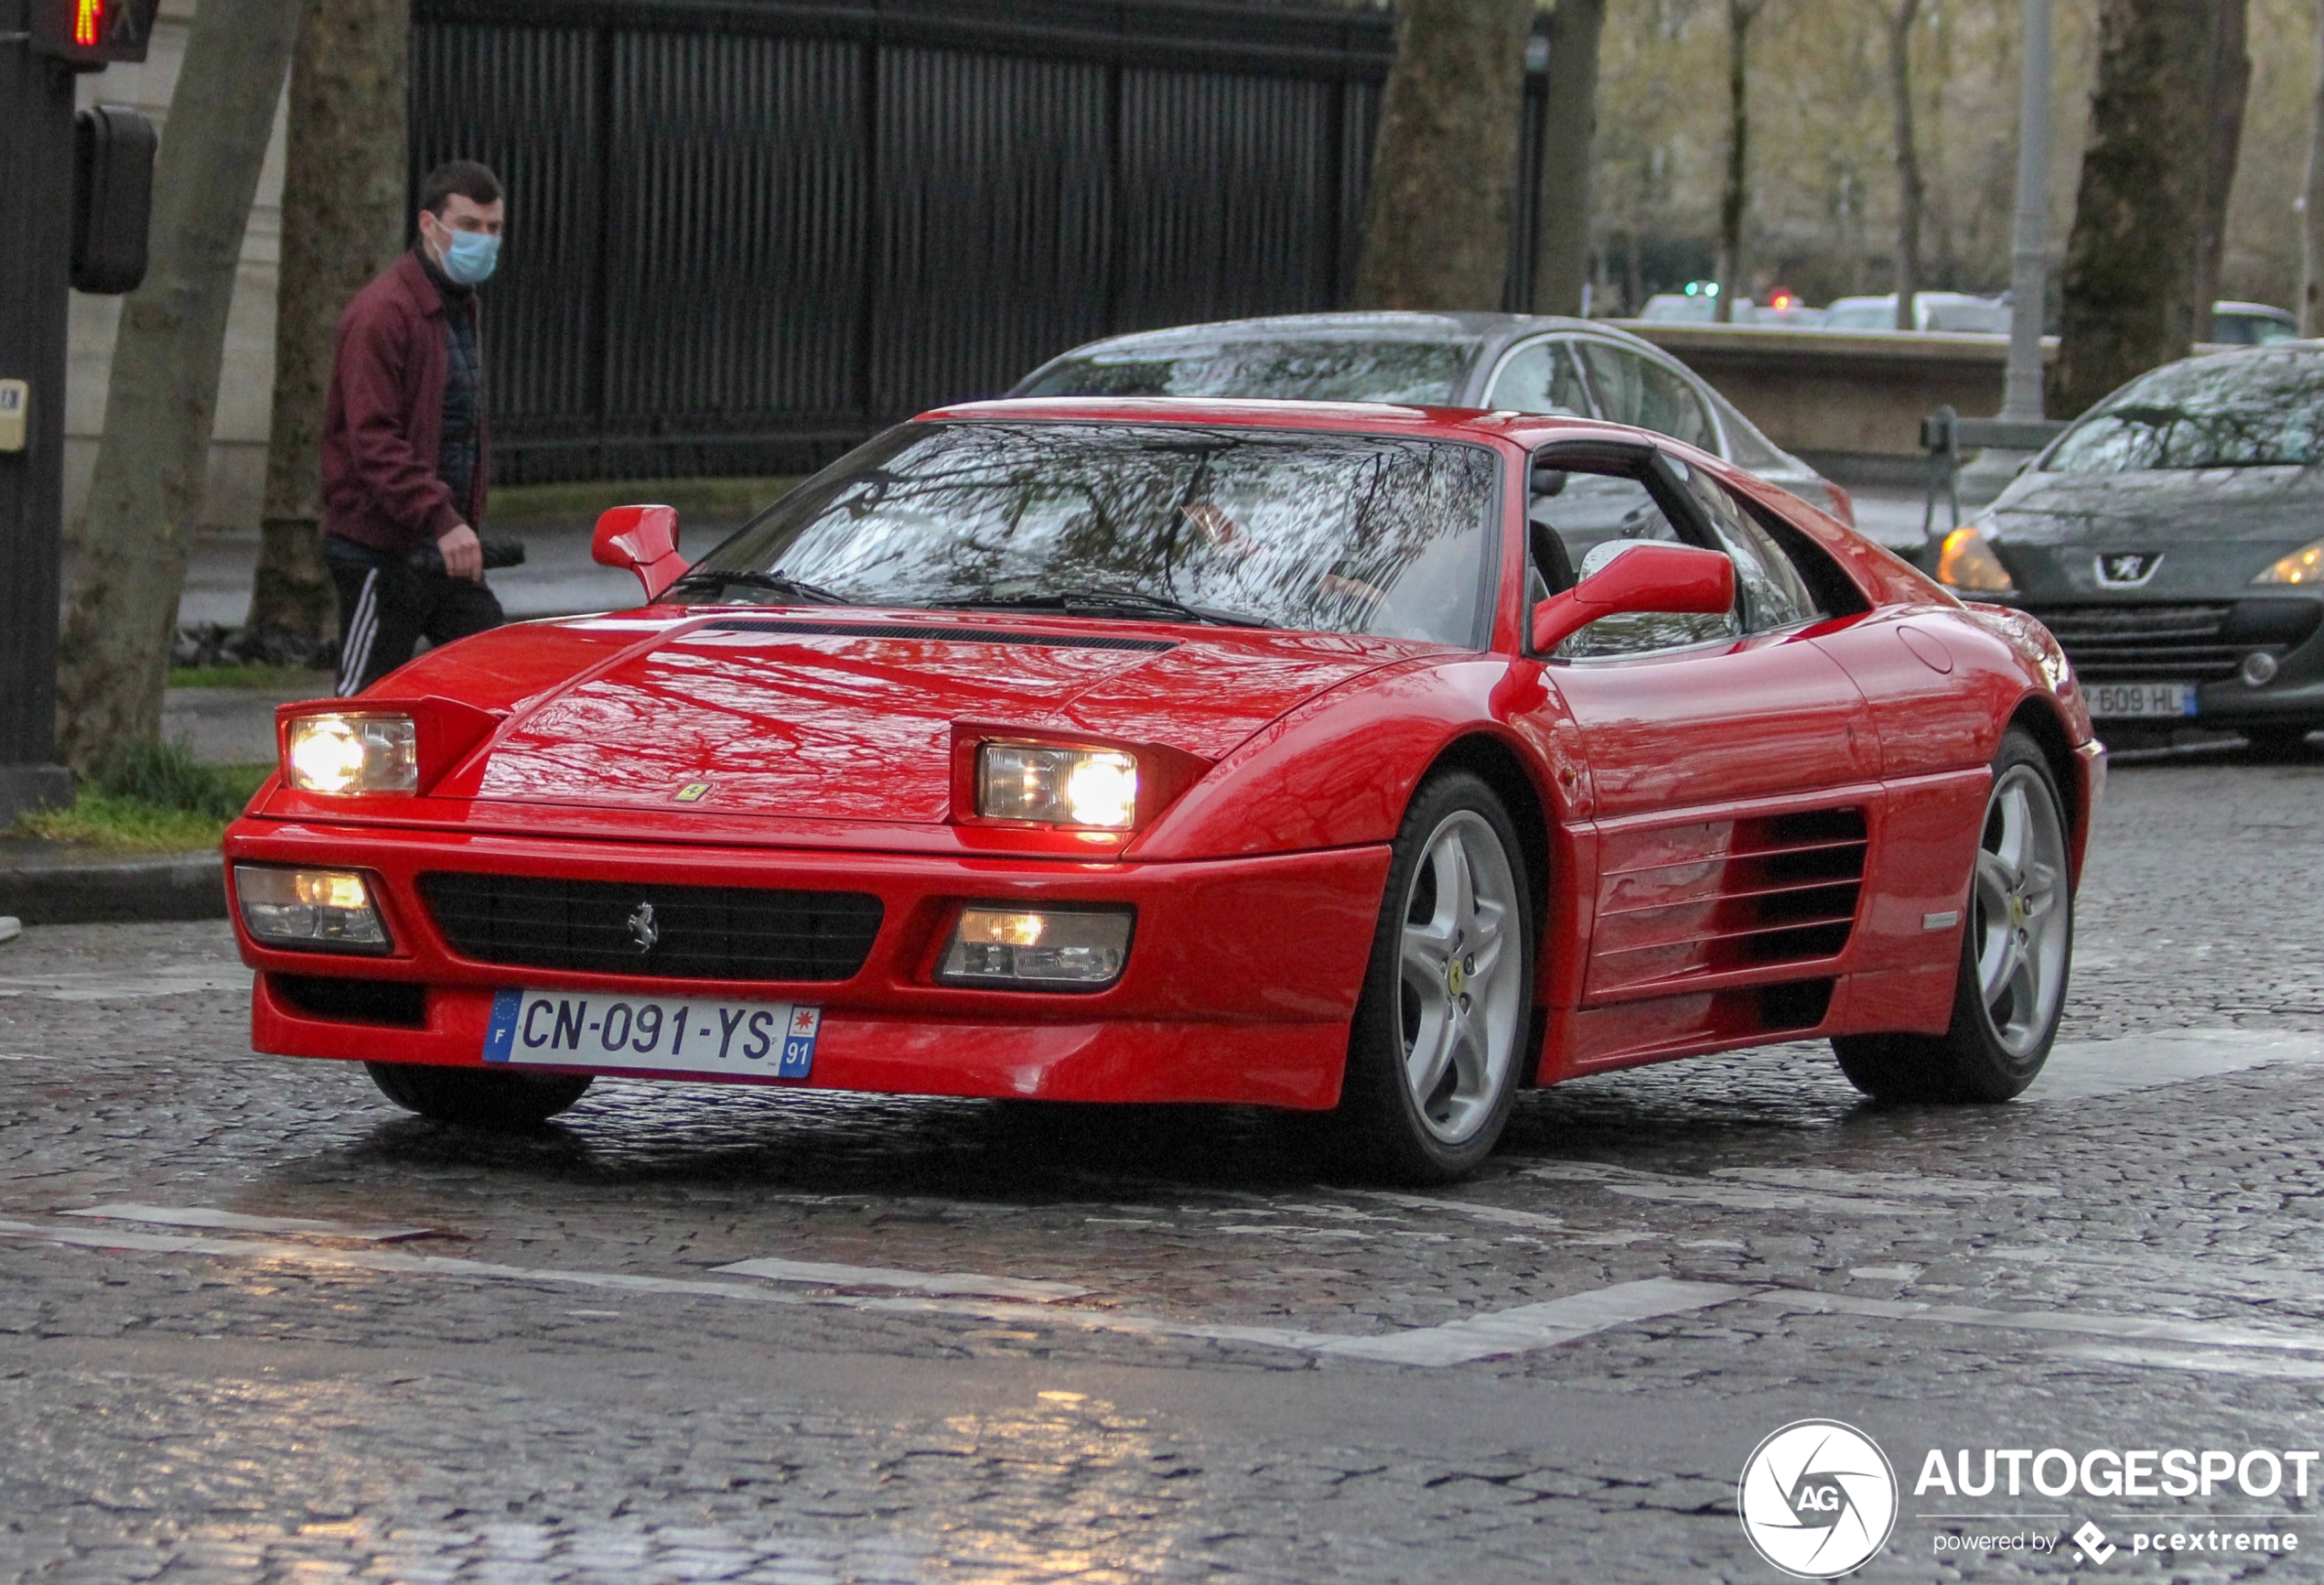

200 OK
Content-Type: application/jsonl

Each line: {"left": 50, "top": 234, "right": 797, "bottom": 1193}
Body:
{"left": 2087, "top": 682, "right": 2199, "bottom": 719}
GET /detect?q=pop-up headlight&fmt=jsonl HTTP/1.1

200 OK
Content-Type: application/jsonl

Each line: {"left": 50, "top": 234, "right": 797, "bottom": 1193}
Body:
{"left": 284, "top": 713, "right": 417, "bottom": 794}
{"left": 977, "top": 744, "right": 1138, "bottom": 829}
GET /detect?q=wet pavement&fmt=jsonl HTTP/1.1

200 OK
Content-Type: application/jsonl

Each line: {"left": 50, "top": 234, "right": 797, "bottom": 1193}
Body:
{"left": 3, "top": 749, "right": 2322, "bottom": 1581}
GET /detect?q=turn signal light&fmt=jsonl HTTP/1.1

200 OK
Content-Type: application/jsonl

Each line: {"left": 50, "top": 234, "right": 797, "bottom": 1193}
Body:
{"left": 2254, "top": 538, "right": 2324, "bottom": 585}
{"left": 234, "top": 865, "right": 391, "bottom": 953}
{"left": 1936, "top": 526, "right": 2017, "bottom": 593}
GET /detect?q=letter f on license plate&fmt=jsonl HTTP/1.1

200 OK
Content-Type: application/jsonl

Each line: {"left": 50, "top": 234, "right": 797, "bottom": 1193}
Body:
{"left": 483, "top": 989, "right": 821, "bottom": 1080}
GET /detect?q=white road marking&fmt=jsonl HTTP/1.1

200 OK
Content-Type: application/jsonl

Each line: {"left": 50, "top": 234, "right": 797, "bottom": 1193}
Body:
{"left": 1523, "top": 1161, "right": 1937, "bottom": 1216}
{"left": 1340, "top": 1190, "right": 1567, "bottom": 1231}
{"left": 1309, "top": 1279, "right": 1743, "bottom": 1366}
{"left": 0, "top": 969, "right": 251, "bottom": 1002}
{"left": 0, "top": 1216, "right": 1747, "bottom": 1368}
{"left": 63, "top": 1203, "right": 438, "bottom": 1244}
{"left": 1848, "top": 1266, "right": 1923, "bottom": 1281}
{"left": 2045, "top": 1344, "right": 2324, "bottom": 1381}
{"left": 710, "top": 1256, "right": 1089, "bottom": 1302}
{"left": 1982, "top": 1245, "right": 2324, "bottom": 1301}
{"left": 1712, "top": 1169, "right": 2057, "bottom": 1200}
{"left": 1752, "top": 1287, "right": 2324, "bottom": 1354}
{"left": 2030, "top": 1029, "right": 2324, "bottom": 1103}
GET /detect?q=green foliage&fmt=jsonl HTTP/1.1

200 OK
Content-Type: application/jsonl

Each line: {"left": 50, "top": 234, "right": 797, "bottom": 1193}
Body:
{"left": 16, "top": 792, "right": 240, "bottom": 854}
{"left": 167, "top": 663, "right": 334, "bottom": 691}
{"left": 91, "top": 740, "right": 266, "bottom": 821}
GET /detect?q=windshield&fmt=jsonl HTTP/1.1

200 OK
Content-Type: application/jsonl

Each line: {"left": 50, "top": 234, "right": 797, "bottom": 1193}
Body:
{"left": 1017, "top": 337, "right": 1477, "bottom": 405}
{"left": 681, "top": 422, "right": 1504, "bottom": 648}
{"left": 2046, "top": 352, "right": 2324, "bottom": 472}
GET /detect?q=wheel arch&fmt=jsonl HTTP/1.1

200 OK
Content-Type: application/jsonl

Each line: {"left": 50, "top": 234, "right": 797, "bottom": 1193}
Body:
{"left": 2005, "top": 694, "right": 2088, "bottom": 877}
{"left": 1416, "top": 731, "right": 1555, "bottom": 1079}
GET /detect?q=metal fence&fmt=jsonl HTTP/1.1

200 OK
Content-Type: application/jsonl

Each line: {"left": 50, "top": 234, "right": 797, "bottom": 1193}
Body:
{"left": 411, "top": 0, "right": 1547, "bottom": 484}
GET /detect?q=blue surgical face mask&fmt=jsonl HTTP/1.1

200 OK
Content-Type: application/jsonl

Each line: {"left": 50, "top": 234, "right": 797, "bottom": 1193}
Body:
{"left": 436, "top": 228, "right": 500, "bottom": 286}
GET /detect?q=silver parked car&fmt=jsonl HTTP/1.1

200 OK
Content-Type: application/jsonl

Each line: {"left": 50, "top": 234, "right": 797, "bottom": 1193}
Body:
{"left": 1010, "top": 311, "right": 1856, "bottom": 525}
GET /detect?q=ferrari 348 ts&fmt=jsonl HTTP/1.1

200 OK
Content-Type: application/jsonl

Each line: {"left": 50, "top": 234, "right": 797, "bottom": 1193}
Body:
{"left": 225, "top": 400, "right": 2103, "bottom": 1181}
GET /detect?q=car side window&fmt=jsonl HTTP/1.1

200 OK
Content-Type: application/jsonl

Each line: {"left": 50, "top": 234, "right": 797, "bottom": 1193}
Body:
{"left": 1530, "top": 465, "right": 1740, "bottom": 659}
{"left": 1486, "top": 339, "right": 1594, "bottom": 417}
{"left": 1667, "top": 458, "right": 1824, "bottom": 631}
{"left": 1577, "top": 342, "right": 1717, "bottom": 453}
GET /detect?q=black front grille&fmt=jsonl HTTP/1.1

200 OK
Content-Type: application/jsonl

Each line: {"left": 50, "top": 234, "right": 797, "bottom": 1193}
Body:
{"left": 418, "top": 873, "right": 882, "bottom": 983}
{"left": 2029, "top": 603, "right": 2245, "bottom": 682}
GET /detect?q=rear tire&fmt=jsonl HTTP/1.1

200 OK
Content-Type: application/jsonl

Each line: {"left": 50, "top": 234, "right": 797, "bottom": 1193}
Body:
{"left": 1834, "top": 728, "right": 2072, "bottom": 1103}
{"left": 365, "top": 1062, "right": 593, "bottom": 1128}
{"left": 1331, "top": 771, "right": 1534, "bottom": 1182}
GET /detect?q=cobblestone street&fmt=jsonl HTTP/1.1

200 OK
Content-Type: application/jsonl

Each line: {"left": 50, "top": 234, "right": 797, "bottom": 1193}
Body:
{"left": 4, "top": 748, "right": 2322, "bottom": 1583}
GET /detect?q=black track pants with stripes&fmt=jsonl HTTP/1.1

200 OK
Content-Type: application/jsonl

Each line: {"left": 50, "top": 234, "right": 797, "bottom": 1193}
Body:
{"left": 324, "top": 536, "right": 505, "bottom": 695}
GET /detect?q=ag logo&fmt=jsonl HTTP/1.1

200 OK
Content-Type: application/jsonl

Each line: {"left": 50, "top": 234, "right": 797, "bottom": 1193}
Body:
{"left": 1738, "top": 1419, "right": 1897, "bottom": 1578}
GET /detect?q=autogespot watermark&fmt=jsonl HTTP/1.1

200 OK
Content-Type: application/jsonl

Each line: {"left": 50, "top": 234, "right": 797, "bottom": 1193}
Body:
{"left": 1738, "top": 1422, "right": 2309, "bottom": 1575}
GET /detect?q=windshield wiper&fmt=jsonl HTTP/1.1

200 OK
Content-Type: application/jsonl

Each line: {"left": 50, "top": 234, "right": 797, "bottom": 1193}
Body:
{"left": 934, "top": 588, "right": 1270, "bottom": 629}
{"left": 668, "top": 568, "right": 849, "bottom": 605}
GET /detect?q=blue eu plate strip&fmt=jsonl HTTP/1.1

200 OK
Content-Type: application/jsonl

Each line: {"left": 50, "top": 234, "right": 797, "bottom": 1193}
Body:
{"left": 483, "top": 989, "right": 522, "bottom": 1062}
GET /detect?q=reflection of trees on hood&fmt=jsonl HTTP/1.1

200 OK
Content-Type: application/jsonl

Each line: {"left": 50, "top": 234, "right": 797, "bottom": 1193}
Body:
{"left": 694, "top": 423, "right": 1499, "bottom": 647}
{"left": 2052, "top": 355, "right": 2324, "bottom": 471}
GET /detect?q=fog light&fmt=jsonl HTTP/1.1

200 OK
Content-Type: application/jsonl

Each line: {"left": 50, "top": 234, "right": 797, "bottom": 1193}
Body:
{"left": 2242, "top": 651, "right": 2280, "bottom": 686}
{"left": 939, "top": 906, "right": 1132, "bottom": 989}
{"left": 285, "top": 713, "right": 418, "bottom": 795}
{"left": 234, "top": 864, "right": 390, "bottom": 952}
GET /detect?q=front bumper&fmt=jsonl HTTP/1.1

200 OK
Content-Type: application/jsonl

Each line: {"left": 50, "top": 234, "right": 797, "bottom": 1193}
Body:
{"left": 2025, "top": 597, "right": 2324, "bottom": 729}
{"left": 225, "top": 820, "right": 1391, "bottom": 1110}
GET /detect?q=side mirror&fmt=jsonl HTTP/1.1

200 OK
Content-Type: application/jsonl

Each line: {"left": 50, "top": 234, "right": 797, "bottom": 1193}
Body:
{"left": 1530, "top": 542, "right": 1736, "bottom": 653}
{"left": 1530, "top": 465, "right": 1568, "bottom": 499}
{"left": 592, "top": 504, "right": 688, "bottom": 600}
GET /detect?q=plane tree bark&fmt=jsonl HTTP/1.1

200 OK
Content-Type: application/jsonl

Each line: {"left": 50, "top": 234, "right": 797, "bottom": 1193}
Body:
{"left": 246, "top": 0, "right": 409, "bottom": 644}
{"left": 2304, "top": 0, "right": 2324, "bottom": 333}
{"left": 54, "top": 0, "right": 306, "bottom": 770}
{"left": 1879, "top": 0, "right": 1926, "bottom": 331}
{"left": 1533, "top": 0, "right": 1606, "bottom": 317}
{"left": 1714, "top": 0, "right": 1770, "bottom": 322}
{"left": 2050, "top": 0, "right": 2235, "bottom": 416}
{"left": 2189, "top": 0, "right": 2249, "bottom": 342}
{"left": 1355, "top": 0, "right": 1536, "bottom": 310}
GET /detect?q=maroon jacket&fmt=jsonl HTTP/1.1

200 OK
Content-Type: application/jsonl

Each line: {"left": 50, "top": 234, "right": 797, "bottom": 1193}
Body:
{"left": 320, "top": 251, "right": 489, "bottom": 555}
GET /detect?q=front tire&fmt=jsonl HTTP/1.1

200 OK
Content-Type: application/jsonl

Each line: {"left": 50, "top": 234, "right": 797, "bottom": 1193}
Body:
{"left": 1834, "top": 728, "right": 2072, "bottom": 1102}
{"left": 1333, "top": 771, "right": 1534, "bottom": 1182}
{"left": 365, "top": 1062, "right": 594, "bottom": 1128}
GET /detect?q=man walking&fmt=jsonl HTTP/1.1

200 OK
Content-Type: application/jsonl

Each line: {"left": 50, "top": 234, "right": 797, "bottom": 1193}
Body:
{"left": 322, "top": 160, "right": 507, "bottom": 695}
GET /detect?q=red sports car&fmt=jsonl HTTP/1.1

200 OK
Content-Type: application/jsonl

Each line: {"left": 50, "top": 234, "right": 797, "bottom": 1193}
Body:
{"left": 225, "top": 400, "right": 2102, "bottom": 1181}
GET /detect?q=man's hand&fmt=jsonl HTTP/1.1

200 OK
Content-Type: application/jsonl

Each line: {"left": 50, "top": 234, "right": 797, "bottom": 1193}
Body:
{"left": 437, "top": 523, "right": 484, "bottom": 582}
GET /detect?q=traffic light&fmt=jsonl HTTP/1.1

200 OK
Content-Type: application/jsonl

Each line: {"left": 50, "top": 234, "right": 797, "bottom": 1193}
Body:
{"left": 28, "top": 0, "right": 162, "bottom": 67}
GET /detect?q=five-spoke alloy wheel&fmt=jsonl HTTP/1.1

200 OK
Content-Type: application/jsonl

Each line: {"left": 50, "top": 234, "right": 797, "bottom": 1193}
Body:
{"left": 1338, "top": 771, "right": 1534, "bottom": 1181}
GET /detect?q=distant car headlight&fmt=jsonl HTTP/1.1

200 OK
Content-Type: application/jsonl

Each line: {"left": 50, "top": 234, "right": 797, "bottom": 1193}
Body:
{"left": 977, "top": 744, "right": 1138, "bottom": 829}
{"left": 233, "top": 864, "right": 391, "bottom": 952}
{"left": 2253, "top": 538, "right": 2324, "bottom": 585}
{"left": 939, "top": 905, "right": 1133, "bottom": 989}
{"left": 284, "top": 713, "right": 418, "bottom": 795}
{"left": 1936, "top": 526, "right": 2017, "bottom": 593}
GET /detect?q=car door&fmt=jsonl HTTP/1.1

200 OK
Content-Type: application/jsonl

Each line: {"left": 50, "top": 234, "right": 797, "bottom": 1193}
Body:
{"left": 1516, "top": 440, "right": 1880, "bottom": 1060}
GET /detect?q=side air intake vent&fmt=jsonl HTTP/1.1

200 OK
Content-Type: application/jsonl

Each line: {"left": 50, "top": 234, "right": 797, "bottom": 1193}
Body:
{"left": 1587, "top": 807, "right": 1868, "bottom": 998}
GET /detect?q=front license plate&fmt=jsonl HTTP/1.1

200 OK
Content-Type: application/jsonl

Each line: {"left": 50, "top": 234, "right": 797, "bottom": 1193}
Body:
{"left": 2087, "top": 681, "right": 2200, "bottom": 719}
{"left": 483, "top": 989, "right": 821, "bottom": 1079}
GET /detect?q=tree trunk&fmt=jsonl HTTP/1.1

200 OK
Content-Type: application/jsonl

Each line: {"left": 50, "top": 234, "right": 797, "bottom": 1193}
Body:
{"left": 247, "top": 0, "right": 409, "bottom": 642}
{"left": 2189, "top": 0, "right": 2249, "bottom": 341}
{"left": 1533, "top": 0, "right": 1606, "bottom": 317}
{"left": 1354, "top": 0, "right": 1536, "bottom": 310}
{"left": 2048, "top": 0, "right": 2218, "bottom": 418}
{"left": 1887, "top": 0, "right": 1925, "bottom": 331}
{"left": 54, "top": 0, "right": 306, "bottom": 771}
{"left": 1715, "top": 0, "right": 1763, "bottom": 323}
{"left": 2304, "top": 0, "right": 2324, "bottom": 334}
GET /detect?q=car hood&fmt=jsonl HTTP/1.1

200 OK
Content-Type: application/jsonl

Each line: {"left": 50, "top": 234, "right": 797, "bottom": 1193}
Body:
{"left": 391, "top": 611, "right": 1410, "bottom": 824}
{"left": 1985, "top": 466, "right": 2324, "bottom": 598}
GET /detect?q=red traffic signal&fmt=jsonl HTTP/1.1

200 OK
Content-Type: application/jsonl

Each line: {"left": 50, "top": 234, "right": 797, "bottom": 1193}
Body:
{"left": 29, "top": 0, "right": 162, "bottom": 66}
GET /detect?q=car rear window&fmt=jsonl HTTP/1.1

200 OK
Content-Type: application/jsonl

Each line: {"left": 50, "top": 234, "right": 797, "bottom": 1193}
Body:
{"left": 1017, "top": 337, "right": 1478, "bottom": 406}
{"left": 2048, "top": 351, "right": 2324, "bottom": 471}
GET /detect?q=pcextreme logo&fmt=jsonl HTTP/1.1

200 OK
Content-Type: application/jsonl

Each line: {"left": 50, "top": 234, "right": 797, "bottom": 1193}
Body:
{"left": 1738, "top": 1418, "right": 1899, "bottom": 1579}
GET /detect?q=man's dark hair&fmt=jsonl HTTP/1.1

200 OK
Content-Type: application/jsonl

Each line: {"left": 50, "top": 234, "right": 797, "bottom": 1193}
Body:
{"left": 418, "top": 160, "right": 503, "bottom": 217}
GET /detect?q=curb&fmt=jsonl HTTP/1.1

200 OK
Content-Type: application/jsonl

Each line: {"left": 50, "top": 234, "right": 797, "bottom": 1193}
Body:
{"left": 0, "top": 849, "right": 227, "bottom": 925}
